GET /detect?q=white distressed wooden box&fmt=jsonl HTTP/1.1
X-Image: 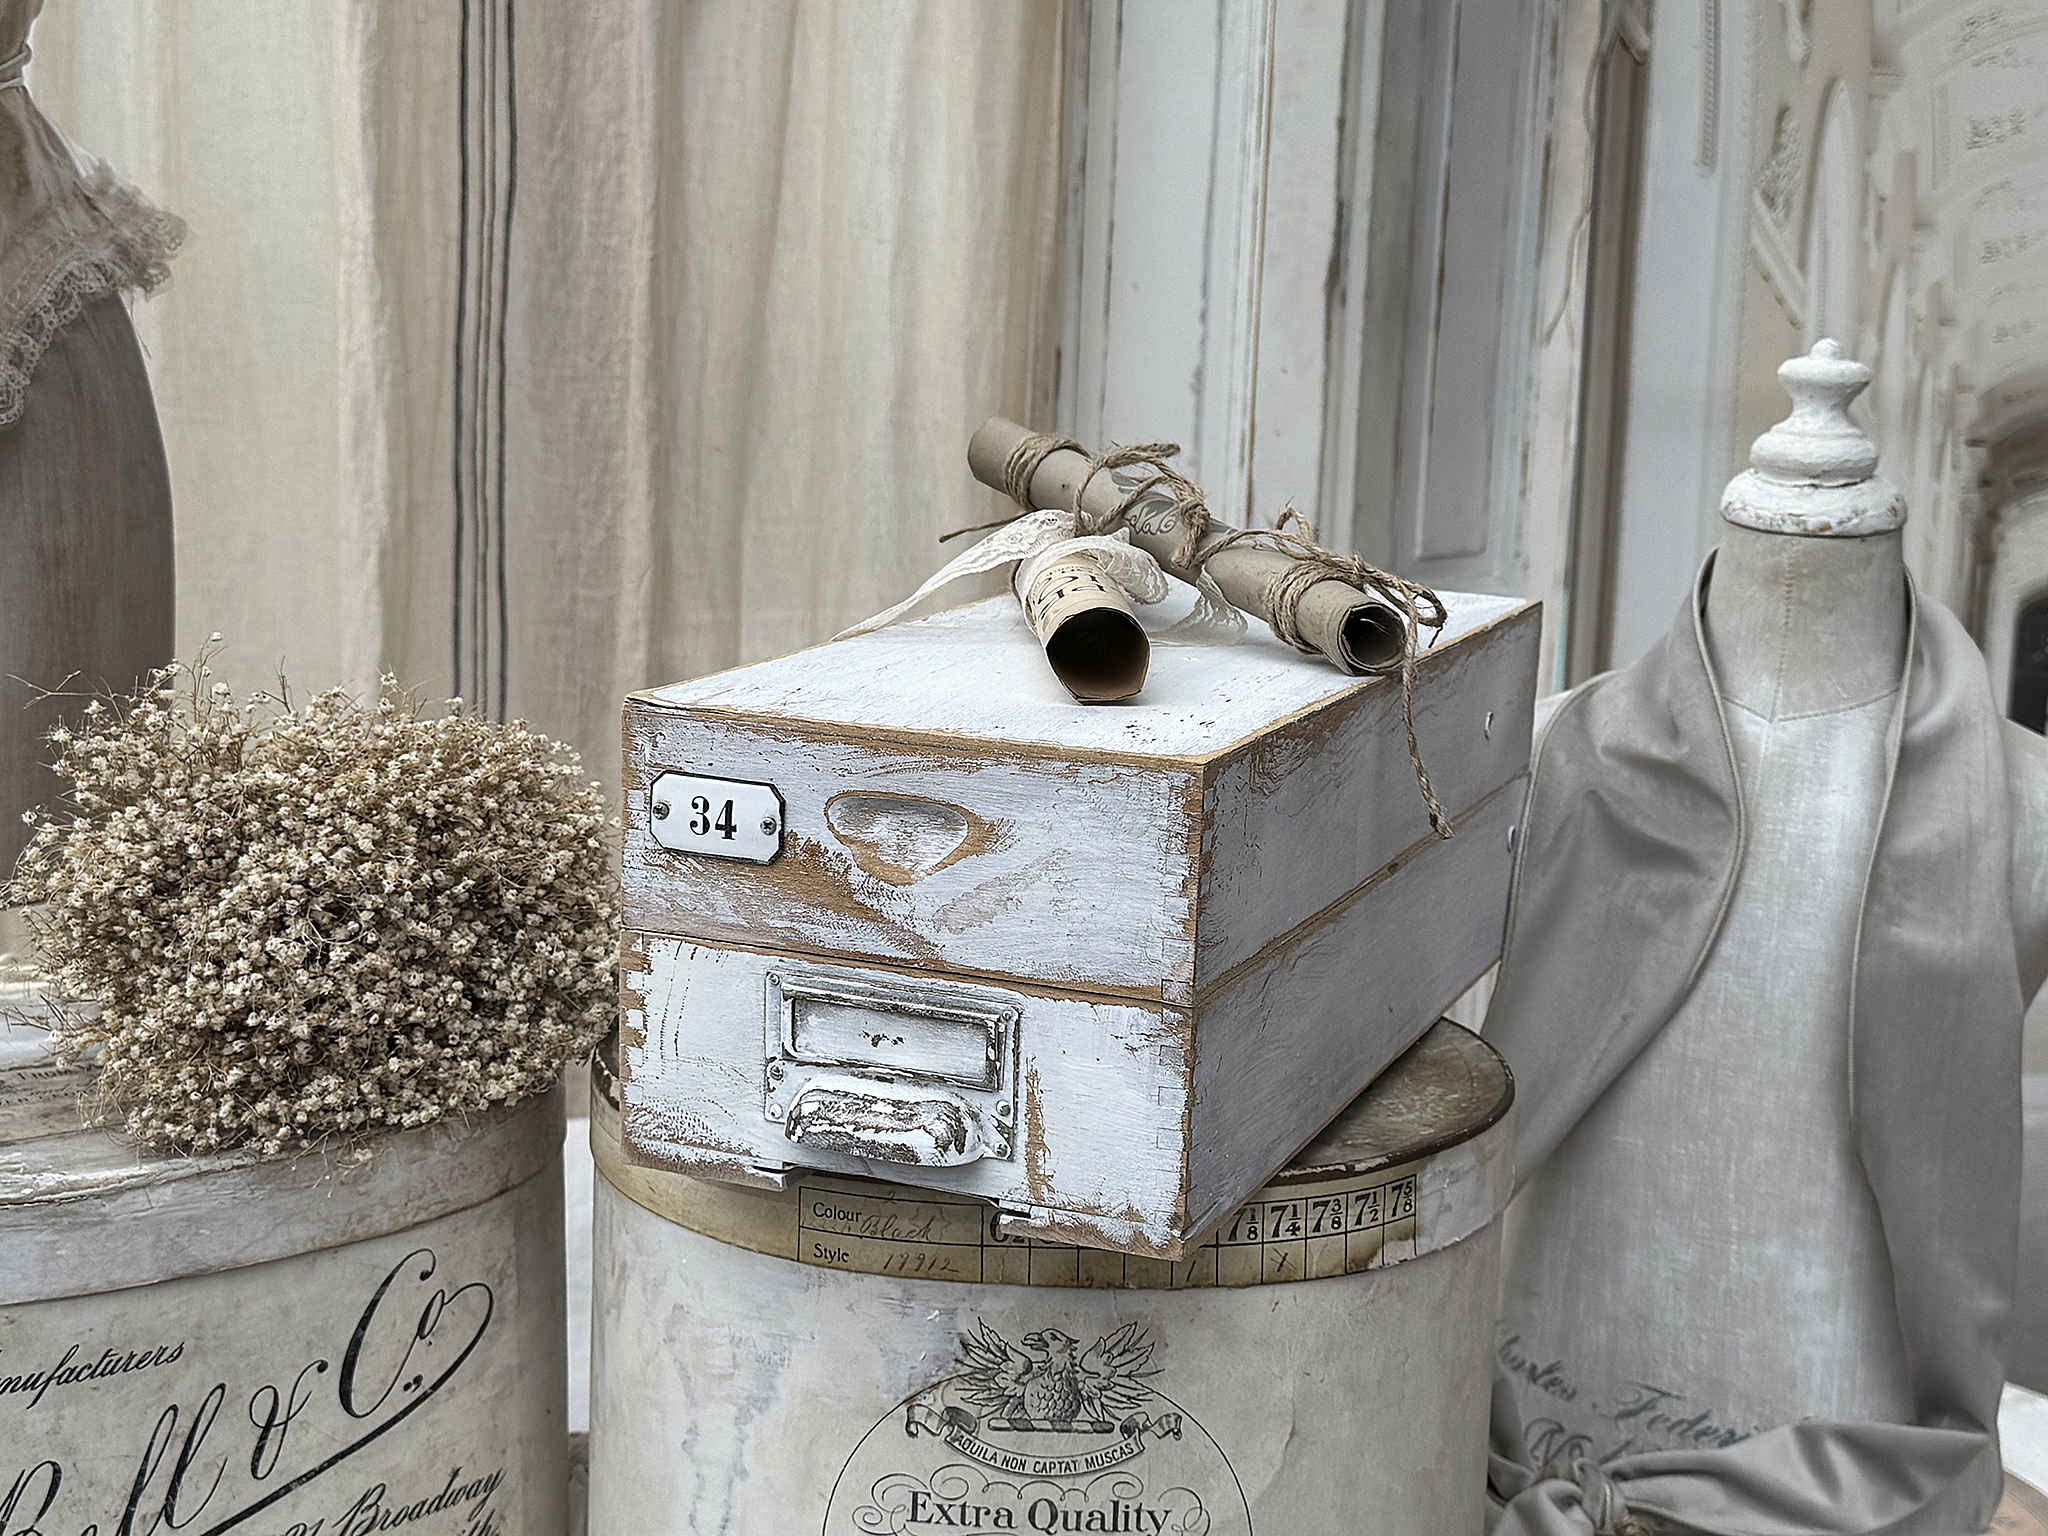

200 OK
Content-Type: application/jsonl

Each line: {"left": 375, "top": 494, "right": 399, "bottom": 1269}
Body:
{"left": 620, "top": 591, "right": 1538, "bottom": 1257}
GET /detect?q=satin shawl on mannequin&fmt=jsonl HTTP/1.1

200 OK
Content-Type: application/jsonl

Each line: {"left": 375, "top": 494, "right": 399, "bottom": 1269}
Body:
{"left": 1486, "top": 558, "right": 2023, "bottom": 1535}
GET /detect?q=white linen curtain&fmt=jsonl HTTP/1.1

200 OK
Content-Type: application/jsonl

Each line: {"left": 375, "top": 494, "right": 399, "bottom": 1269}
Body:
{"left": 27, "top": 0, "right": 1064, "bottom": 786}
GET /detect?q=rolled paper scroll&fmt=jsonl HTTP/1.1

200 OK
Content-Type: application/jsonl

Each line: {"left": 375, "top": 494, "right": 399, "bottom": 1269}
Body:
{"left": 835, "top": 508, "right": 1160, "bottom": 704}
{"left": 1015, "top": 549, "right": 1149, "bottom": 702}
{"left": 968, "top": 418, "right": 1406, "bottom": 675}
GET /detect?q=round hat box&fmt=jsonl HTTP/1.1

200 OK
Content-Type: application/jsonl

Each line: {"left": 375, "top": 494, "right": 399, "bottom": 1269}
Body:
{"left": 0, "top": 996, "right": 569, "bottom": 1536}
{"left": 588, "top": 1018, "right": 1513, "bottom": 1535}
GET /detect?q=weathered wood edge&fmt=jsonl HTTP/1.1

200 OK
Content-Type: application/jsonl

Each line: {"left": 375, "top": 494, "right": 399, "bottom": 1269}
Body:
{"left": 615, "top": 603, "right": 1536, "bottom": 1007}
{"left": 618, "top": 925, "right": 1177, "bottom": 1013}
{"left": 1176, "top": 785, "right": 1521, "bottom": 1246}
{"left": 623, "top": 698, "right": 1211, "bottom": 775}
{"left": 621, "top": 598, "right": 1540, "bottom": 773}
{"left": 1195, "top": 778, "right": 1517, "bottom": 1002}
{"left": 615, "top": 779, "right": 1516, "bottom": 1259}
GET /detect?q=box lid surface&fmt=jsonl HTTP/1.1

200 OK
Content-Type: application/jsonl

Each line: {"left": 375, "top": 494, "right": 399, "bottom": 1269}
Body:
{"left": 624, "top": 591, "right": 1538, "bottom": 1001}
{"left": 639, "top": 590, "right": 1527, "bottom": 759}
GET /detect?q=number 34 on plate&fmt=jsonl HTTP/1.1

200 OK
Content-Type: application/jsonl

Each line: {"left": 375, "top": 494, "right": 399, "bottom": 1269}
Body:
{"left": 648, "top": 771, "right": 785, "bottom": 864}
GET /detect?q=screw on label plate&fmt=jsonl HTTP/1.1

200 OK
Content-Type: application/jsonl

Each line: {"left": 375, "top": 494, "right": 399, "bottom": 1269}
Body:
{"left": 760, "top": 817, "right": 778, "bottom": 835}
{"left": 652, "top": 799, "right": 670, "bottom": 820}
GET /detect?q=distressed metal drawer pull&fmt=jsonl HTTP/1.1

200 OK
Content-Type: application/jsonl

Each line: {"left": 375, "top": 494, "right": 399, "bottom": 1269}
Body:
{"left": 782, "top": 1081, "right": 979, "bottom": 1167}
{"left": 764, "top": 970, "right": 1018, "bottom": 1165}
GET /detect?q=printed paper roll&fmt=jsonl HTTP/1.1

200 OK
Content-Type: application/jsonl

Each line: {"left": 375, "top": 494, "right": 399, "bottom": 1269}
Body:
{"left": 1016, "top": 551, "right": 1148, "bottom": 702}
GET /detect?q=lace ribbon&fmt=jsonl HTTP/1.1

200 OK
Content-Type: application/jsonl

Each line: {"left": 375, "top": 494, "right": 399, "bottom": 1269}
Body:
{"left": 0, "top": 84, "right": 188, "bottom": 429}
{"left": 1004, "top": 434, "right": 1451, "bottom": 837}
{"left": 845, "top": 433, "right": 1454, "bottom": 836}
{"left": 837, "top": 433, "right": 1243, "bottom": 646}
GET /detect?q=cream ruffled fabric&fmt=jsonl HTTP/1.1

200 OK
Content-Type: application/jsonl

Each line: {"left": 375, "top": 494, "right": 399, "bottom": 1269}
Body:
{"left": 837, "top": 501, "right": 1245, "bottom": 647}
{"left": 0, "top": 0, "right": 182, "bottom": 429}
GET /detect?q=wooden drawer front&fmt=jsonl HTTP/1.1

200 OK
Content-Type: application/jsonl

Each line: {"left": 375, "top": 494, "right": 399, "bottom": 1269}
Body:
{"left": 621, "top": 936, "right": 1195, "bottom": 1251}
{"left": 623, "top": 709, "right": 1202, "bottom": 999}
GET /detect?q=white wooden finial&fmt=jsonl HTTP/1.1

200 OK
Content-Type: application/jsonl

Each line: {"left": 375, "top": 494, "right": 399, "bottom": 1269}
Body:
{"left": 1720, "top": 340, "right": 1905, "bottom": 537}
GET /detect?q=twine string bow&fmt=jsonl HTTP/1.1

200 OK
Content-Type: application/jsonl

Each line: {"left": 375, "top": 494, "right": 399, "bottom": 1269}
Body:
{"left": 997, "top": 433, "right": 1451, "bottom": 839}
{"left": 845, "top": 433, "right": 1453, "bottom": 838}
{"left": 1197, "top": 504, "right": 1451, "bottom": 837}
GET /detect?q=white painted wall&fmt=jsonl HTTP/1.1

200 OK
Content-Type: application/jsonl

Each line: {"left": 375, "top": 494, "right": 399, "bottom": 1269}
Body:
{"left": 1605, "top": 0, "right": 1755, "bottom": 665}
{"left": 1057, "top": 0, "right": 1590, "bottom": 679}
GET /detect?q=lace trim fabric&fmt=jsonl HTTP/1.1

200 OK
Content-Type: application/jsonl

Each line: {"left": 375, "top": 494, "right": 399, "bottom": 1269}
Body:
{"left": 0, "top": 158, "right": 186, "bottom": 429}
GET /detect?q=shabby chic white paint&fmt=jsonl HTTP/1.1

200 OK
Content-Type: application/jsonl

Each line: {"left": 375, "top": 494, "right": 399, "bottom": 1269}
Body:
{"left": 621, "top": 592, "right": 1535, "bottom": 1256}
{"left": 625, "top": 590, "right": 1533, "bottom": 1000}
{"left": 1185, "top": 786, "right": 1518, "bottom": 1238}
{"left": 621, "top": 783, "right": 1516, "bottom": 1259}
{"left": 1720, "top": 342, "right": 1907, "bottom": 537}
{"left": 1055, "top": 0, "right": 1579, "bottom": 650}
{"left": 1054, "top": 0, "right": 1286, "bottom": 533}
{"left": 1195, "top": 619, "right": 1534, "bottom": 980}
{"left": 626, "top": 935, "right": 1183, "bottom": 1238}
{"left": 640, "top": 589, "right": 1525, "bottom": 753}
{"left": 625, "top": 710, "right": 1201, "bottom": 1000}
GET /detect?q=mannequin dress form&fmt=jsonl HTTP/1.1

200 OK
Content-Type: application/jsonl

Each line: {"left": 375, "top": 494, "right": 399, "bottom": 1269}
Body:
{"left": 1488, "top": 342, "right": 2048, "bottom": 1531}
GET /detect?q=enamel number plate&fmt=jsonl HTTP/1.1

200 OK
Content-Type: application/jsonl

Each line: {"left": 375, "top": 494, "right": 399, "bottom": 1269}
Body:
{"left": 648, "top": 772, "right": 784, "bottom": 864}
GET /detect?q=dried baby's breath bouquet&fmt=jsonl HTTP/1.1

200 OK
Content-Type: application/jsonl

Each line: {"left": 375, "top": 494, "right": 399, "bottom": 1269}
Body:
{"left": 6, "top": 648, "right": 618, "bottom": 1153}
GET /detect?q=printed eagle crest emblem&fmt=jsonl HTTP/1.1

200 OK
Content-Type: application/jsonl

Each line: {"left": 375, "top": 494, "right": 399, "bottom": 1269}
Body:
{"left": 956, "top": 1320, "right": 1158, "bottom": 1428}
